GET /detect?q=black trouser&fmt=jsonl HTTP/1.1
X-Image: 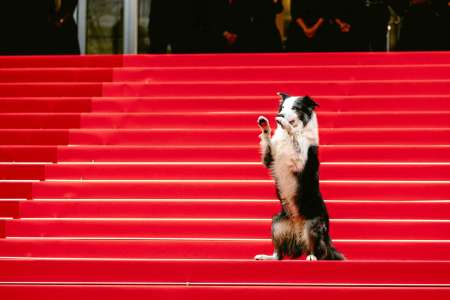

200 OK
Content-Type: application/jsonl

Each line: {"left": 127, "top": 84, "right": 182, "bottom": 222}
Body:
{"left": 359, "top": 4, "right": 390, "bottom": 51}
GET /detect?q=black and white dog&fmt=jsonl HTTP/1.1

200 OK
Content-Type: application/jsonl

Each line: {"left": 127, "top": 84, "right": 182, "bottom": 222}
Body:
{"left": 255, "top": 93, "right": 344, "bottom": 261}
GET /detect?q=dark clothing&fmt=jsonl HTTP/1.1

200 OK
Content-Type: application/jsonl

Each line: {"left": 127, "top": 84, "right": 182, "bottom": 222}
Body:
{"left": 398, "top": 2, "right": 445, "bottom": 51}
{"left": 437, "top": 1, "right": 450, "bottom": 49}
{"left": 430, "top": 0, "right": 450, "bottom": 50}
{"left": 0, "top": 2, "right": 51, "bottom": 55}
{"left": 148, "top": 0, "right": 172, "bottom": 53}
{"left": 360, "top": 2, "right": 391, "bottom": 51}
{"left": 291, "top": 0, "right": 329, "bottom": 26}
{"left": 249, "top": 0, "right": 283, "bottom": 52}
{"left": 330, "top": 0, "right": 367, "bottom": 51}
{"left": 149, "top": 0, "right": 205, "bottom": 53}
{"left": 388, "top": 0, "right": 410, "bottom": 16}
{"left": 48, "top": 0, "right": 80, "bottom": 54}
{"left": 329, "top": 1, "right": 392, "bottom": 51}
{"left": 203, "top": 0, "right": 253, "bottom": 52}
{"left": 286, "top": 0, "right": 332, "bottom": 52}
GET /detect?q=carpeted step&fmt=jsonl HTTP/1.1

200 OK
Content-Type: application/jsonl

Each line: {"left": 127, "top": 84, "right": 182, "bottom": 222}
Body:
{"left": 43, "top": 163, "right": 450, "bottom": 181}
{"left": 0, "top": 68, "right": 113, "bottom": 83}
{"left": 0, "top": 83, "right": 102, "bottom": 97}
{"left": 1, "top": 258, "right": 450, "bottom": 285}
{"left": 122, "top": 52, "right": 450, "bottom": 67}
{"left": 0, "top": 146, "right": 58, "bottom": 163}
{"left": 81, "top": 111, "right": 450, "bottom": 129}
{"left": 113, "top": 65, "right": 450, "bottom": 81}
{"left": 1, "top": 96, "right": 449, "bottom": 113}
{"left": 0, "top": 51, "right": 449, "bottom": 297}
{"left": 1, "top": 145, "right": 449, "bottom": 163}
{"left": 0, "top": 183, "right": 32, "bottom": 199}
{"left": 2, "top": 65, "right": 450, "bottom": 83}
{"left": 102, "top": 80, "right": 450, "bottom": 97}
{"left": 53, "top": 145, "right": 450, "bottom": 163}
{"left": 0, "top": 52, "right": 450, "bottom": 68}
{"left": 68, "top": 128, "right": 450, "bottom": 145}
{"left": 0, "top": 130, "right": 69, "bottom": 145}
{"left": 3, "top": 128, "right": 450, "bottom": 146}
{"left": 0, "top": 165, "right": 46, "bottom": 180}
{"left": 1, "top": 239, "right": 450, "bottom": 261}
{"left": 0, "top": 163, "right": 444, "bottom": 181}
{"left": 0, "top": 114, "right": 81, "bottom": 129}
{"left": 3, "top": 112, "right": 449, "bottom": 129}
{"left": 1, "top": 285, "right": 449, "bottom": 300}
{"left": 14, "top": 199, "right": 450, "bottom": 220}
{"left": 1, "top": 80, "right": 450, "bottom": 97}
{"left": 0, "top": 200, "right": 19, "bottom": 218}
{"left": 0, "top": 145, "right": 422, "bottom": 163}
{"left": 16, "top": 180, "right": 450, "bottom": 201}
{"left": 0, "top": 97, "right": 92, "bottom": 113}
{"left": 3, "top": 218, "right": 450, "bottom": 239}
{"left": 90, "top": 95, "right": 450, "bottom": 112}
{"left": 0, "top": 55, "right": 123, "bottom": 68}
{"left": 2, "top": 52, "right": 450, "bottom": 69}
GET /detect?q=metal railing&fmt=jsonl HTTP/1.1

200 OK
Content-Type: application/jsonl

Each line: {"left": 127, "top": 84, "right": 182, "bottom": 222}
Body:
{"left": 77, "top": 0, "right": 140, "bottom": 54}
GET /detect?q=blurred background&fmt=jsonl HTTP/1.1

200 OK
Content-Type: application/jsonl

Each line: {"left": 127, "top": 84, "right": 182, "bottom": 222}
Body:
{"left": 0, "top": 0, "right": 448, "bottom": 55}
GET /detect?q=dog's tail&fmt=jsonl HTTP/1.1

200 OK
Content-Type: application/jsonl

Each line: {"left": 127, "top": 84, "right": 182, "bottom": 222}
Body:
{"left": 324, "top": 243, "right": 346, "bottom": 260}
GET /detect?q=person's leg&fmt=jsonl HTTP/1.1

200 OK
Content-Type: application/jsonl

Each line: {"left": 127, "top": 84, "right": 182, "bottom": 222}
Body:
{"left": 286, "top": 22, "right": 308, "bottom": 52}
{"left": 60, "top": 18, "right": 80, "bottom": 54}
{"left": 369, "top": 5, "right": 390, "bottom": 51}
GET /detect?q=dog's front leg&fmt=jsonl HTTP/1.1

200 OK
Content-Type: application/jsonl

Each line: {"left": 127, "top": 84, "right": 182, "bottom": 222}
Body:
{"left": 276, "top": 117, "right": 305, "bottom": 172}
{"left": 275, "top": 117, "right": 294, "bottom": 136}
{"left": 275, "top": 117, "right": 299, "bottom": 152}
{"left": 257, "top": 116, "right": 273, "bottom": 168}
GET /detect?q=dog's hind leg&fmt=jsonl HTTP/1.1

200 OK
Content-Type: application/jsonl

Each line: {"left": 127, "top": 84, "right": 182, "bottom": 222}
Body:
{"left": 257, "top": 116, "right": 274, "bottom": 168}
{"left": 304, "top": 218, "right": 327, "bottom": 261}
{"left": 255, "top": 212, "right": 291, "bottom": 261}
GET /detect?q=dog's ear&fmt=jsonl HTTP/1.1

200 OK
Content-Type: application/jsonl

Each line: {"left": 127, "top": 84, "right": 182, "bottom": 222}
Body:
{"left": 303, "top": 95, "right": 319, "bottom": 109}
{"left": 277, "top": 92, "right": 290, "bottom": 102}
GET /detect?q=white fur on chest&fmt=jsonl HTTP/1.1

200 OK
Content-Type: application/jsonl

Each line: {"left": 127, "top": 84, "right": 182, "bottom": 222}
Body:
{"left": 269, "top": 114, "right": 319, "bottom": 217}
{"left": 270, "top": 130, "right": 304, "bottom": 209}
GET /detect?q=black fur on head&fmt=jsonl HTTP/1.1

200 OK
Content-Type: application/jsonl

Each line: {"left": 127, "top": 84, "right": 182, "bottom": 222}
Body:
{"left": 292, "top": 96, "right": 319, "bottom": 126}
{"left": 277, "top": 93, "right": 319, "bottom": 127}
{"left": 302, "top": 95, "right": 319, "bottom": 109}
{"left": 277, "top": 92, "right": 290, "bottom": 102}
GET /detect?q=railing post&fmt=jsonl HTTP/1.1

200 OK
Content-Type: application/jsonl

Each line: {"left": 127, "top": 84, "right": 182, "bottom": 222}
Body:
{"left": 123, "top": 0, "right": 139, "bottom": 54}
{"left": 77, "top": 0, "right": 87, "bottom": 54}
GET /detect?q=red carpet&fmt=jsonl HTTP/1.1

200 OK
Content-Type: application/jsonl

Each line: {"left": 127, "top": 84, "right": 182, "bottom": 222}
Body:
{"left": 0, "top": 52, "right": 449, "bottom": 299}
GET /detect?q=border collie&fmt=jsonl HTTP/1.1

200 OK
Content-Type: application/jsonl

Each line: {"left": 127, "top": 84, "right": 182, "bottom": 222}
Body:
{"left": 255, "top": 93, "right": 344, "bottom": 261}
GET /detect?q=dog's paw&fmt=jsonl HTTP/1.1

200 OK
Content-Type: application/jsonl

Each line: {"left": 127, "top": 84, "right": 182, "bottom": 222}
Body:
{"left": 276, "top": 117, "right": 293, "bottom": 134}
{"left": 257, "top": 116, "right": 269, "bottom": 128}
{"left": 254, "top": 254, "right": 278, "bottom": 260}
{"left": 257, "top": 116, "right": 270, "bottom": 133}
{"left": 306, "top": 255, "right": 318, "bottom": 261}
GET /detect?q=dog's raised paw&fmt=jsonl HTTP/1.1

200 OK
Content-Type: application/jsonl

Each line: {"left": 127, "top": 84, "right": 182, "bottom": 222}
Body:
{"left": 257, "top": 116, "right": 269, "bottom": 127}
{"left": 276, "top": 117, "right": 293, "bottom": 134}
{"left": 257, "top": 116, "right": 270, "bottom": 132}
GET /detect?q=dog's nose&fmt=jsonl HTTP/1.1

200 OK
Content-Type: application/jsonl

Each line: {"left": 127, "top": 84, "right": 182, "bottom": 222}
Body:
{"left": 277, "top": 114, "right": 285, "bottom": 118}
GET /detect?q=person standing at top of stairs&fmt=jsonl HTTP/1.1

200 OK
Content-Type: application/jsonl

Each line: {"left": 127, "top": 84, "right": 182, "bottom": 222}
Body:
{"left": 47, "top": 0, "right": 80, "bottom": 54}
{"left": 247, "top": 0, "right": 284, "bottom": 52}
{"left": 286, "top": 0, "right": 332, "bottom": 52}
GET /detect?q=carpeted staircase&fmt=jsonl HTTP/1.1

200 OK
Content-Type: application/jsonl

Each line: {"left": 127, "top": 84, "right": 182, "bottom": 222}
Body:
{"left": 0, "top": 52, "right": 450, "bottom": 299}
